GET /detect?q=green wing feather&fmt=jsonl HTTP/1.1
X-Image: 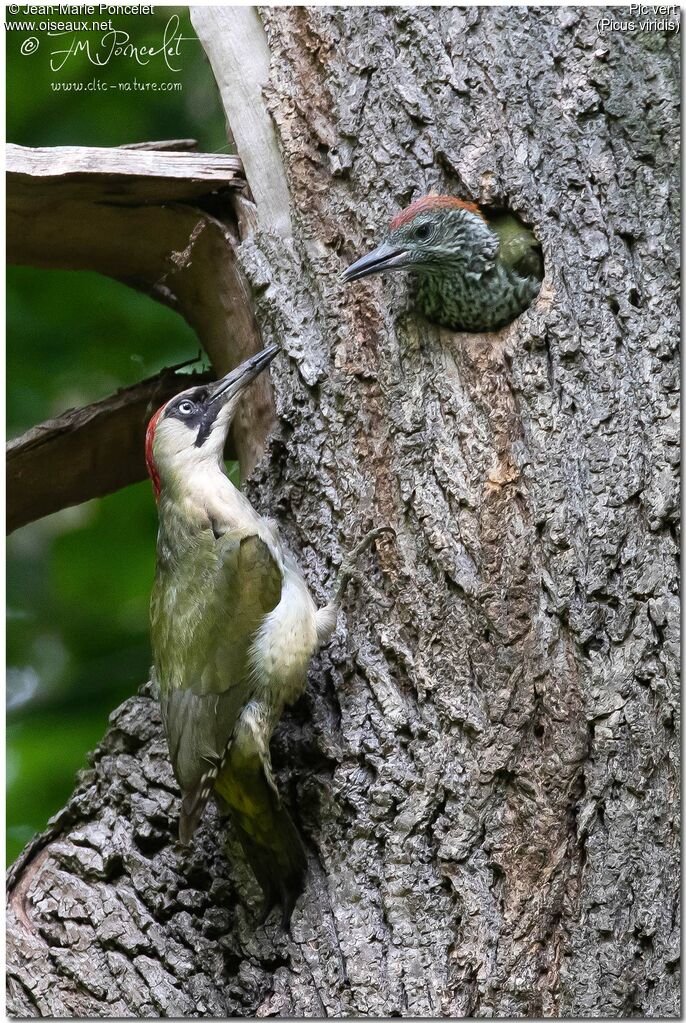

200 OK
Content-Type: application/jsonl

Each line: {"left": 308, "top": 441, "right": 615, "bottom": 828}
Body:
{"left": 153, "top": 527, "right": 308, "bottom": 919}
{"left": 151, "top": 530, "right": 282, "bottom": 798}
{"left": 487, "top": 211, "right": 543, "bottom": 282}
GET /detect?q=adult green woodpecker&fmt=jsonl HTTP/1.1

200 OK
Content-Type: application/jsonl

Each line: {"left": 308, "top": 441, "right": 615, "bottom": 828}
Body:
{"left": 146, "top": 346, "right": 388, "bottom": 922}
{"left": 342, "top": 195, "right": 543, "bottom": 332}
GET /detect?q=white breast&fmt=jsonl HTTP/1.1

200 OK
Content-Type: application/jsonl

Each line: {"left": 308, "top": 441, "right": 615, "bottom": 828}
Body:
{"left": 249, "top": 562, "right": 318, "bottom": 707}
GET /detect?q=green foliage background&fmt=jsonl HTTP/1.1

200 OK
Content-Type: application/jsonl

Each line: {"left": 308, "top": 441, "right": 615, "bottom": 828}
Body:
{"left": 6, "top": 7, "right": 227, "bottom": 861}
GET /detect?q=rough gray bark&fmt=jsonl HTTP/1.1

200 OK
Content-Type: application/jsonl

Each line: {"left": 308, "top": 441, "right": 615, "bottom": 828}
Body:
{"left": 7, "top": 7, "right": 679, "bottom": 1018}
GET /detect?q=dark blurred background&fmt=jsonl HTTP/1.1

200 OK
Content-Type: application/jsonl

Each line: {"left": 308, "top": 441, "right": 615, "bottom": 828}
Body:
{"left": 6, "top": 7, "right": 227, "bottom": 861}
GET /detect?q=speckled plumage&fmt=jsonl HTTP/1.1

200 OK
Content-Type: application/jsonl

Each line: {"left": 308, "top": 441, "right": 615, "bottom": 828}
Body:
{"left": 343, "top": 195, "right": 543, "bottom": 332}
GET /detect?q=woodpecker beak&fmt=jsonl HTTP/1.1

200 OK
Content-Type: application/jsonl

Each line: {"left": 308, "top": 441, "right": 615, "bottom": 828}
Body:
{"left": 342, "top": 242, "right": 411, "bottom": 282}
{"left": 209, "top": 345, "right": 279, "bottom": 405}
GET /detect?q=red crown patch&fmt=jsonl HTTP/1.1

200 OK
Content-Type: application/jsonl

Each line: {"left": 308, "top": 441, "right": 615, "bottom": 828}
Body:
{"left": 390, "top": 195, "right": 484, "bottom": 231}
{"left": 145, "top": 404, "right": 166, "bottom": 502}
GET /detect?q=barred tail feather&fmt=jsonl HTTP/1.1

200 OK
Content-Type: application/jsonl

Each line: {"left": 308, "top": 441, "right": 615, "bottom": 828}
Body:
{"left": 179, "top": 781, "right": 214, "bottom": 845}
{"left": 178, "top": 745, "right": 232, "bottom": 845}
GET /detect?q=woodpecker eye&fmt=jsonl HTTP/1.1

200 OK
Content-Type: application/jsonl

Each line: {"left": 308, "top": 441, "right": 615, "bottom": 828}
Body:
{"left": 177, "top": 400, "right": 196, "bottom": 416}
{"left": 414, "top": 222, "right": 432, "bottom": 241}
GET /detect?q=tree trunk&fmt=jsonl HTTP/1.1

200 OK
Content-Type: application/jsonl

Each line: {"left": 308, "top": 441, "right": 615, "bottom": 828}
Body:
{"left": 7, "top": 7, "right": 679, "bottom": 1017}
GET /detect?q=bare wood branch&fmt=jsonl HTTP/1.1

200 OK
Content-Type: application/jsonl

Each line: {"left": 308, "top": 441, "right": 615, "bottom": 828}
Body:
{"left": 190, "top": 8, "right": 293, "bottom": 237}
{"left": 7, "top": 368, "right": 212, "bottom": 533}
{"left": 6, "top": 142, "right": 274, "bottom": 506}
{"left": 120, "top": 139, "right": 200, "bottom": 152}
{"left": 7, "top": 143, "right": 243, "bottom": 204}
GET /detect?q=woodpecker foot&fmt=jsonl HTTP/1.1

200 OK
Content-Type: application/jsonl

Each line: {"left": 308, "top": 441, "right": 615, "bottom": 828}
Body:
{"left": 331, "top": 525, "right": 395, "bottom": 608}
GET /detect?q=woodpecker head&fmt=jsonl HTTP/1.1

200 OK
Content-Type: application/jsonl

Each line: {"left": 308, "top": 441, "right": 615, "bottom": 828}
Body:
{"left": 342, "top": 195, "right": 498, "bottom": 282}
{"left": 145, "top": 345, "right": 279, "bottom": 500}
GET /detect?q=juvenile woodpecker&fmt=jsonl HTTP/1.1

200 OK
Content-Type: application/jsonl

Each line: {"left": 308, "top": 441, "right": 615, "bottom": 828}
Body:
{"left": 146, "top": 346, "right": 388, "bottom": 923}
{"left": 343, "top": 195, "right": 543, "bottom": 333}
